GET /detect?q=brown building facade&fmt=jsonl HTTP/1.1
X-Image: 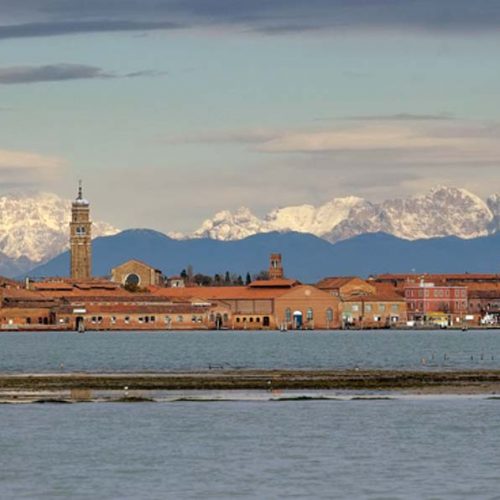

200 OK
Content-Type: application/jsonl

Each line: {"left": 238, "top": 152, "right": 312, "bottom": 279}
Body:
{"left": 111, "top": 259, "right": 164, "bottom": 288}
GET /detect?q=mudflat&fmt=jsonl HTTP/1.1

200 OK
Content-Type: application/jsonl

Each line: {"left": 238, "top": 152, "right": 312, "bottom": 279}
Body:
{"left": 1, "top": 370, "right": 500, "bottom": 393}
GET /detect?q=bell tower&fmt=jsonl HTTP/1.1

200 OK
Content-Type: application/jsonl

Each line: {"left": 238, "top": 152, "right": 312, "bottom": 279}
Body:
{"left": 70, "top": 181, "right": 92, "bottom": 280}
{"left": 269, "top": 253, "right": 284, "bottom": 280}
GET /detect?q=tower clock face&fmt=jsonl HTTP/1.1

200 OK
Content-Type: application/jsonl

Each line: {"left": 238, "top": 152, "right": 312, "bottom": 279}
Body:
{"left": 76, "top": 226, "right": 86, "bottom": 236}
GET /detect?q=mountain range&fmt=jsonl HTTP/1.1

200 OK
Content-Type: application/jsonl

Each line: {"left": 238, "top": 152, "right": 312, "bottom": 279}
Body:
{"left": 0, "top": 192, "right": 119, "bottom": 275}
{"left": 187, "top": 186, "right": 500, "bottom": 243}
{"left": 0, "top": 186, "right": 499, "bottom": 279}
{"left": 27, "top": 229, "right": 500, "bottom": 282}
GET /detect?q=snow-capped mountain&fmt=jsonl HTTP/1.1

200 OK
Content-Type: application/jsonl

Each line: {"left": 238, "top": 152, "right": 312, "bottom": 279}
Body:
{"left": 0, "top": 192, "right": 119, "bottom": 263}
{"left": 188, "top": 187, "right": 499, "bottom": 243}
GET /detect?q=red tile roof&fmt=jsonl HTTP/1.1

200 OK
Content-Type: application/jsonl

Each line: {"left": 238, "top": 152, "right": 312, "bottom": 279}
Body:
{"left": 248, "top": 278, "right": 299, "bottom": 288}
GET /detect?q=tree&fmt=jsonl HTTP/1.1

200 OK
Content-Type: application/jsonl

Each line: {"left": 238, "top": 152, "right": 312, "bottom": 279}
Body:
{"left": 194, "top": 273, "right": 212, "bottom": 286}
{"left": 180, "top": 269, "right": 188, "bottom": 280}
{"left": 253, "top": 270, "right": 270, "bottom": 281}
{"left": 224, "top": 271, "right": 231, "bottom": 285}
{"left": 236, "top": 275, "right": 244, "bottom": 286}
{"left": 245, "top": 272, "right": 252, "bottom": 285}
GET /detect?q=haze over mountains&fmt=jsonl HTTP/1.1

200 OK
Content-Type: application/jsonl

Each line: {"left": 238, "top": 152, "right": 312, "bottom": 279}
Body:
{"left": 0, "top": 186, "right": 499, "bottom": 278}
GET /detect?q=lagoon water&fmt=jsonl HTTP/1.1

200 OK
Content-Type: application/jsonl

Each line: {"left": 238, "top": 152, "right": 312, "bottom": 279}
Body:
{"left": 1, "top": 398, "right": 500, "bottom": 499}
{"left": 2, "top": 330, "right": 500, "bottom": 499}
{"left": 0, "top": 329, "right": 499, "bottom": 373}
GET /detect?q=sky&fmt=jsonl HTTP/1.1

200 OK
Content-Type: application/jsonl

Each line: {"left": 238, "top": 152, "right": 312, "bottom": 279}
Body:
{"left": 0, "top": 0, "right": 499, "bottom": 233}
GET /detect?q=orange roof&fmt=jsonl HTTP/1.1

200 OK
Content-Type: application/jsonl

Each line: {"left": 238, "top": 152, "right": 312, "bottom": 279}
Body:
{"left": 149, "top": 285, "right": 292, "bottom": 300}
{"left": 1, "top": 288, "right": 53, "bottom": 301}
{"left": 248, "top": 278, "right": 299, "bottom": 288}
{"left": 316, "top": 276, "right": 362, "bottom": 289}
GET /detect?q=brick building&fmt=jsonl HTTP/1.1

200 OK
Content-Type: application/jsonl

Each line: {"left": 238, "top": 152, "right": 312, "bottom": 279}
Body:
{"left": 70, "top": 182, "right": 92, "bottom": 280}
{"left": 1, "top": 279, "right": 231, "bottom": 331}
{"left": 404, "top": 282, "right": 468, "bottom": 326}
{"left": 150, "top": 275, "right": 341, "bottom": 330}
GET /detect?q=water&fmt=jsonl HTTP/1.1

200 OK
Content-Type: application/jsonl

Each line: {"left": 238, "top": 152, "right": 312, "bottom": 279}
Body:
{"left": 0, "top": 398, "right": 499, "bottom": 499}
{"left": 0, "top": 330, "right": 498, "bottom": 373}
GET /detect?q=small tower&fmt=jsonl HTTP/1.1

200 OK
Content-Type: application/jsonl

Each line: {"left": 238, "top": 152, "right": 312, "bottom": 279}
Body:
{"left": 70, "top": 181, "right": 92, "bottom": 280}
{"left": 269, "top": 253, "right": 284, "bottom": 280}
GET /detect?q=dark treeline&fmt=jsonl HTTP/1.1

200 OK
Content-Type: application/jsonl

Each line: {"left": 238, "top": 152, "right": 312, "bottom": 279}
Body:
{"left": 178, "top": 266, "right": 269, "bottom": 286}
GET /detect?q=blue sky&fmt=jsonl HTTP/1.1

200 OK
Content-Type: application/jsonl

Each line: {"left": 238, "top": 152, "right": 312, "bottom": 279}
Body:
{"left": 0, "top": 1, "right": 499, "bottom": 232}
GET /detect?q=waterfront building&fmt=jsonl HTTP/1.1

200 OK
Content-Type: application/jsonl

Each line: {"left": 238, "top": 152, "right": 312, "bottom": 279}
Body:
{"left": 404, "top": 281, "right": 468, "bottom": 326}
{"left": 70, "top": 182, "right": 92, "bottom": 280}
{"left": 150, "top": 255, "right": 341, "bottom": 329}
{"left": 340, "top": 288, "right": 407, "bottom": 328}
{"left": 1, "top": 279, "right": 231, "bottom": 331}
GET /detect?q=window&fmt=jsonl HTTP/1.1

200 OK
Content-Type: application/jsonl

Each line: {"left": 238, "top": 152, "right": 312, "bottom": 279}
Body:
{"left": 236, "top": 317, "right": 240, "bottom": 323}
{"left": 285, "top": 308, "right": 291, "bottom": 322}
{"left": 256, "top": 317, "right": 260, "bottom": 323}
{"left": 352, "top": 304, "right": 359, "bottom": 312}
{"left": 111, "top": 316, "right": 116, "bottom": 324}
{"left": 306, "top": 308, "right": 313, "bottom": 320}
{"left": 379, "top": 304, "right": 386, "bottom": 312}
{"left": 249, "top": 317, "right": 254, "bottom": 323}
{"left": 223, "top": 314, "right": 228, "bottom": 322}
{"left": 124, "top": 316, "right": 130, "bottom": 324}
{"left": 150, "top": 316, "right": 155, "bottom": 322}
{"left": 125, "top": 273, "right": 140, "bottom": 287}
{"left": 177, "top": 315, "right": 184, "bottom": 322}
{"left": 326, "top": 308, "right": 334, "bottom": 322}
{"left": 76, "top": 226, "right": 86, "bottom": 236}
{"left": 391, "top": 304, "right": 399, "bottom": 313}
{"left": 165, "top": 316, "right": 171, "bottom": 324}
{"left": 365, "top": 304, "right": 372, "bottom": 312}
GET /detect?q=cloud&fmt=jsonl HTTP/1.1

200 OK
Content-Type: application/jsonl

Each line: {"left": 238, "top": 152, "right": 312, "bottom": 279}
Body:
{"left": 0, "top": 148, "right": 64, "bottom": 170}
{"left": 167, "top": 129, "right": 276, "bottom": 145}
{"left": 1, "top": 1, "right": 500, "bottom": 39}
{"left": 0, "top": 64, "right": 163, "bottom": 84}
{"left": 339, "top": 113, "right": 455, "bottom": 121}
{"left": 175, "top": 119, "right": 500, "bottom": 167}
{"left": 0, "top": 20, "right": 183, "bottom": 40}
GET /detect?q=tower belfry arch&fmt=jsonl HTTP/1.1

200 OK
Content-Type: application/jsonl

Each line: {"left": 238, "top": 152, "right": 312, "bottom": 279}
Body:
{"left": 70, "top": 181, "right": 92, "bottom": 280}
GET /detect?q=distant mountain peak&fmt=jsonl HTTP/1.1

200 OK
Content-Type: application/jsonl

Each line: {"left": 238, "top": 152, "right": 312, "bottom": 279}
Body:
{"left": 184, "top": 186, "right": 498, "bottom": 243}
{"left": 0, "top": 191, "right": 119, "bottom": 263}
